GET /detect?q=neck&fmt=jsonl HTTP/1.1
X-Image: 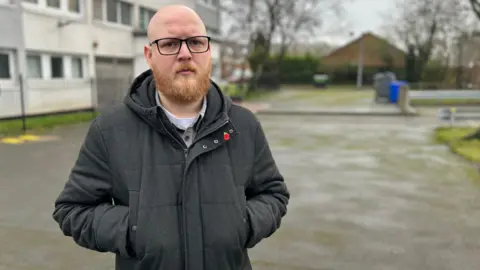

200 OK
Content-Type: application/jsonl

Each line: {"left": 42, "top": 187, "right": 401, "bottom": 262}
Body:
{"left": 158, "top": 92, "right": 204, "bottom": 118}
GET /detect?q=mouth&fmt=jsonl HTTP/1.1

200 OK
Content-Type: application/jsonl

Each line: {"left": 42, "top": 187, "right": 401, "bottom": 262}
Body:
{"left": 177, "top": 68, "right": 195, "bottom": 75}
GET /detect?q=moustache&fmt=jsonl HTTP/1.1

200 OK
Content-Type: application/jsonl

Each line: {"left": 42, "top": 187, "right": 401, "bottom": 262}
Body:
{"left": 176, "top": 64, "right": 197, "bottom": 73}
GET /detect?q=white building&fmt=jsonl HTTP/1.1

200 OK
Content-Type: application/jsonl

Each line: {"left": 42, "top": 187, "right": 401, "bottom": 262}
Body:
{"left": 0, "top": 0, "right": 223, "bottom": 118}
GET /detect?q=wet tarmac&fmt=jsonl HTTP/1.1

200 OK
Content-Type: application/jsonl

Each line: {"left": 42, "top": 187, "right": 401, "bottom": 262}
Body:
{"left": 0, "top": 115, "right": 479, "bottom": 269}
{"left": 250, "top": 115, "right": 480, "bottom": 270}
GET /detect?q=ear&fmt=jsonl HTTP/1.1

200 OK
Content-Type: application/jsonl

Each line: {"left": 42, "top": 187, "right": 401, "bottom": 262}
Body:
{"left": 144, "top": 44, "right": 153, "bottom": 67}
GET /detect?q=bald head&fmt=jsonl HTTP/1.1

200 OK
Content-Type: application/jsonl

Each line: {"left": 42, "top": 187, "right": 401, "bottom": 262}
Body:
{"left": 147, "top": 5, "right": 207, "bottom": 41}
{"left": 143, "top": 4, "right": 212, "bottom": 107}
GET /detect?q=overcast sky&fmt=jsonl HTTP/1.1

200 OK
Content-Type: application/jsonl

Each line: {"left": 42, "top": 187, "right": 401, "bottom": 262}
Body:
{"left": 319, "top": 0, "right": 396, "bottom": 45}
{"left": 220, "top": 0, "right": 398, "bottom": 46}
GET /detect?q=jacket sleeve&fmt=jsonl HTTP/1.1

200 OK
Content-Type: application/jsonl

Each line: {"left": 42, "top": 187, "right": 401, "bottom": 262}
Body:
{"left": 52, "top": 118, "right": 134, "bottom": 258}
{"left": 245, "top": 119, "right": 290, "bottom": 248}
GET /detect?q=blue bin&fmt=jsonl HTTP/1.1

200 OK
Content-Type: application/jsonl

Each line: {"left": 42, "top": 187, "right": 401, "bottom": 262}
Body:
{"left": 389, "top": 81, "right": 408, "bottom": 103}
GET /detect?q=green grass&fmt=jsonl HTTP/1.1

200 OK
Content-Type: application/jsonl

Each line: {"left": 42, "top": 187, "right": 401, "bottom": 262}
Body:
{"left": 279, "top": 84, "right": 369, "bottom": 91}
{"left": 244, "top": 90, "right": 277, "bottom": 101}
{"left": 222, "top": 83, "right": 374, "bottom": 106}
{"left": 411, "top": 98, "right": 480, "bottom": 106}
{"left": 275, "top": 87, "right": 374, "bottom": 107}
{"left": 434, "top": 126, "right": 480, "bottom": 163}
{"left": 290, "top": 89, "right": 372, "bottom": 100}
{"left": 0, "top": 111, "right": 97, "bottom": 137}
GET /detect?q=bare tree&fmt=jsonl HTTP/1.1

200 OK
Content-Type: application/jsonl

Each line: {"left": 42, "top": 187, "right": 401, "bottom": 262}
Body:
{"left": 387, "top": 0, "right": 469, "bottom": 82}
{"left": 275, "top": 0, "right": 344, "bottom": 61}
{"left": 221, "top": 0, "right": 346, "bottom": 90}
{"left": 462, "top": 0, "right": 480, "bottom": 140}
{"left": 470, "top": 0, "right": 480, "bottom": 19}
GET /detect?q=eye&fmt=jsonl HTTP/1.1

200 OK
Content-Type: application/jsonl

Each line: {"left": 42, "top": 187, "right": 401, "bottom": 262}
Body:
{"left": 159, "top": 39, "right": 179, "bottom": 48}
{"left": 188, "top": 37, "right": 207, "bottom": 47}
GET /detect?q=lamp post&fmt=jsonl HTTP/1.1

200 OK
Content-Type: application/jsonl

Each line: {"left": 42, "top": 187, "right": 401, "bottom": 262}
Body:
{"left": 357, "top": 34, "right": 364, "bottom": 89}
{"left": 349, "top": 31, "right": 364, "bottom": 89}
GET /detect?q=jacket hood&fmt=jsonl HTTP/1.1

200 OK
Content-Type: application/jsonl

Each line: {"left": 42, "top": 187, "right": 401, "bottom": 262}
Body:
{"left": 123, "top": 69, "right": 232, "bottom": 133}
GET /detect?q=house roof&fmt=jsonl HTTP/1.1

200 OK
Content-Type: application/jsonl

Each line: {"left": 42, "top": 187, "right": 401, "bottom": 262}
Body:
{"left": 321, "top": 32, "right": 406, "bottom": 68}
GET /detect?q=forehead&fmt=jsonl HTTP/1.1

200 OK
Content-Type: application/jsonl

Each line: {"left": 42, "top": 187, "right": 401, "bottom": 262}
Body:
{"left": 154, "top": 17, "right": 205, "bottom": 39}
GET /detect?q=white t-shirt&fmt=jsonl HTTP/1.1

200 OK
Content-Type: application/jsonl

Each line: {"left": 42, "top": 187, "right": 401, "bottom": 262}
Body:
{"left": 155, "top": 91, "right": 207, "bottom": 130}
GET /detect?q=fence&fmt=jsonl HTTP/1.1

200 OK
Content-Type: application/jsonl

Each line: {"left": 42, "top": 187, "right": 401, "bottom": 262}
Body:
{"left": 438, "top": 107, "right": 480, "bottom": 126}
{"left": 409, "top": 90, "right": 480, "bottom": 99}
{"left": 0, "top": 74, "right": 133, "bottom": 134}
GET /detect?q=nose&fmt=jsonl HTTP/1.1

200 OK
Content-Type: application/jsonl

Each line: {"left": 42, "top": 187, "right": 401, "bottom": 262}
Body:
{"left": 177, "top": 41, "right": 192, "bottom": 60}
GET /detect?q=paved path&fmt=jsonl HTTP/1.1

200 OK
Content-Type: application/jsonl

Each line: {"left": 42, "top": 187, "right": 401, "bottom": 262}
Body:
{"left": 240, "top": 89, "right": 416, "bottom": 116}
{"left": 0, "top": 113, "right": 479, "bottom": 269}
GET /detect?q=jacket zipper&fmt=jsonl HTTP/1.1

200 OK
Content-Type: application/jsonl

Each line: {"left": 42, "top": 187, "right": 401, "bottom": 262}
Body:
{"left": 182, "top": 147, "right": 189, "bottom": 270}
{"left": 157, "top": 124, "right": 190, "bottom": 269}
{"left": 180, "top": 118, "right": 229, "bottom": 270}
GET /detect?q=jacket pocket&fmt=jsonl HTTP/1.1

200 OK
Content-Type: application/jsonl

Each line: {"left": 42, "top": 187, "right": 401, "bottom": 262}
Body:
{"left": 128, "top": 190, "right": 140, "bottom": 259}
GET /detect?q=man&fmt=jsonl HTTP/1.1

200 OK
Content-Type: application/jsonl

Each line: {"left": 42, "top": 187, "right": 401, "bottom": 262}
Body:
{"left": 52, "top": 5, "right": 289, "bottom": 270}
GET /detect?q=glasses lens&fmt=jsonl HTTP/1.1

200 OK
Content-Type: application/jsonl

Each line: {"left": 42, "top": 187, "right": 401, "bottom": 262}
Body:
{"left": 187, "top": 36, "right": 209, "bottom": 53}
{"left": 157, "top": 38, "right": 181, "bottom": 55}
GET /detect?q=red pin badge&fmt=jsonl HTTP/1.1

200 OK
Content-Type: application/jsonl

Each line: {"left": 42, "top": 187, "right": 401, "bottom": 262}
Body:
{"left": 224, "top": 132, "right": 230, "bottom": 141}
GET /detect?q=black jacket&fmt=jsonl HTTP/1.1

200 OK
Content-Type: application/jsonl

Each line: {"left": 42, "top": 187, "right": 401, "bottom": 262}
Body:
{"left": 52, "top": 69, "right": 290, "bottom": 270}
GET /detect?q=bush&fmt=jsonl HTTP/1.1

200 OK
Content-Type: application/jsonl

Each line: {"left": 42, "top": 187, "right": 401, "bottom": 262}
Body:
{"left": 257, "top": 54, "right": 321, "bottom": 85}
{"left": 317, "top": 65, "right": 406, "bottom": 85}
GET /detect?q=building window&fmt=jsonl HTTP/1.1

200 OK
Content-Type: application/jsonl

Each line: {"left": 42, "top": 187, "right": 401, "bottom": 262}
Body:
{"left": 46, "top": 0, "right": 60, "bottom": 8}
{"left": 51, "top": 56, "right": 63, "bottom": 78}
{"left": 0, "top": 53, "right": 10, "bottom": 79}
{"left": 100, "top": 0, "right": 131, "bottom": 25}
{"left": 68, "top": 0, "right": 80, "bottom": 12}
{"left": 120, "top": 1, "right": 132, "bottom": 25}
{"left": 26, "top": 53, "right": 88, "bottom": 80}
{"left": 139, "top": 7, "right": 155, "bottom": 31}
{"left": 27, "top": 54, "right": 42, "bottom": 78}
{"left": 0, "top": 0, "right": 15, "bottom": 5}
{"left": 71, "top": 57, "right": 83, "bottom": 78}
{"left": 23, "top": 0, "right": 80, "bottom": 13}
{"left": 93, "top": 0, "right": 103, "bottom": 20}
{"left": 106, "top": 0, "right": 117, "bottom": 23}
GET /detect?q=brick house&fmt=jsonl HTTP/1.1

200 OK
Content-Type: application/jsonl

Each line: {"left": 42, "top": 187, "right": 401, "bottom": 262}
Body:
{"left": 321, "top": 32, "right": 406, "bottom": 69}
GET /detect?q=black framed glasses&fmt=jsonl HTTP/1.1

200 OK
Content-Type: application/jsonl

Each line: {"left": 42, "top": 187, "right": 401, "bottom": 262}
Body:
{"left": 149, "top": 36, "right": 211, "bottom": 55}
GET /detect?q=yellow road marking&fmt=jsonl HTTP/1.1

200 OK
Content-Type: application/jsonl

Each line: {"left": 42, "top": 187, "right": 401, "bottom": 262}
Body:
{"left": 18, "top": 135, "right": 40, "bottom": 141}
{"left": 1, "top": 138, "right": 23, "bottom": 144}
{"left": 0, "top": 134, "right": 55, "bottom": 144}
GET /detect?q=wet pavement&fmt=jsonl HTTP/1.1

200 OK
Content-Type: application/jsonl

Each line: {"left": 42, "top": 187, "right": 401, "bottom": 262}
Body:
{"left": 0, "top": 124, "right": 114, "bottom": 270}
{"left": 1, "top": 114, "right": 479, "bottom": 269}
{"left": 250, "top": 115, "right": 480, "bottom": 270}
